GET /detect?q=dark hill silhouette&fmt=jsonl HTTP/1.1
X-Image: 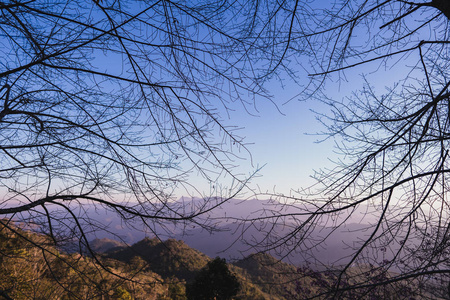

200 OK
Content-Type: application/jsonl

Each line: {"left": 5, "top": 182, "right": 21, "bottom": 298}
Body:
{"left": 105, "top": 237, "right": 282, "bottom": 299}
{"left": 107, "top": 237, "right": 210, "bottom": 282}
{"left": 233, "top": 253, "right": 299, "bottom": 297}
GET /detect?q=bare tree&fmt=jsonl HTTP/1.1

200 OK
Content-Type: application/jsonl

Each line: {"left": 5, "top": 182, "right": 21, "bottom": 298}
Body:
{"left": 4, "top": 0, "right": 450, "bottom": 298}
{"left": 0, "top": 1, "right": 277, "bottom": 235}
{"left": 0, "top": 0, "right": 297, "bottom": 293}
{"left": 228, "top": 0, "right": 450, "bottom": 298}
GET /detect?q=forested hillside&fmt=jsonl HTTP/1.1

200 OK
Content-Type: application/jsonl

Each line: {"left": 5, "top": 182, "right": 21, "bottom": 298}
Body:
{"left": 1, "top": 219, "right": 440, "bottom": 299}
{"left": 0, "top": 220, "right": 290, "bottom": 299}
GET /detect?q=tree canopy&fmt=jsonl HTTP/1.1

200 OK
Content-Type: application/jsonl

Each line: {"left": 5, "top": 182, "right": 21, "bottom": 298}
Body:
{"left": 0, "top": 0, "right": 285, "bottom": 249}
{"left": 0, "top": 1, "right": 284, "bottom": 296}
{"left": 244, "top": 0, "right": 450, "bottom": 298}
{"left": 3, "top": 0, "right": 450, "bottom": 298}
{"left": 186, "top": 257, "right": 240, "bottom": 300}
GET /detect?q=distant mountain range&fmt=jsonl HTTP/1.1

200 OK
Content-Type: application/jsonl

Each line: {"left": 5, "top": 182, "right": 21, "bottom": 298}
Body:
{"left": 11, "top": 197, "right": 387, "bottom": 268}
{"left": 76, "top": 198, "right": 377, "bottom": 267}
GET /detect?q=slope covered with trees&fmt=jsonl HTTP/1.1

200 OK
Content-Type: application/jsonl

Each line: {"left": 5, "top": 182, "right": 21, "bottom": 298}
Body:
{"left": 0, "top": 219, "right": 165, "bottom": 299}
{"left": 2, "top": 218, "right": 436, "bottom": 300}
{"left": 107, "top": 237, "right": 210, "bottom": 282}
{"left": 0, "top": 219, "right": 280, "bottom": 299}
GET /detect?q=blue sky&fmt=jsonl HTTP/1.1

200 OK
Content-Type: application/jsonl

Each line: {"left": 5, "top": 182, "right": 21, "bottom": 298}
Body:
{"left": 84, "top": 0, "right": 427, "bottom": 200}
{"left": 173, "top": 77, "right": 335, "bottom": 198}
{"left": 211, "top": 49, "right": 414, "bottom": 198}
{"left": 226, "top": 83, "right": 334, "bottom": 196}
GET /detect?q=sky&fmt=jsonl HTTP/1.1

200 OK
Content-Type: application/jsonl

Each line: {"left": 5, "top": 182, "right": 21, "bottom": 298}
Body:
{"left": 0, "top": 0, "right": 427, "bottom": 203}
{"left": 82, "top": 1, "right": 425, "bottom": 200}
{"left": 224, "top": 83, "right": 334, "bottom": 197}
{"left": 199, "top": 55, "right": 413, "bottom": 199}
{"left": 174, "top": 76, "right": 337, "bottom": 199}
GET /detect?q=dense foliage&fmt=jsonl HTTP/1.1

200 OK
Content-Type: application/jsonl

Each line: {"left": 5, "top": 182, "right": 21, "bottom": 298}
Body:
{"left": 186, "top": 257, "right": 240, "bottom": 300}
{"left": 0, "top": 220, "right": 278, "bottom": 299}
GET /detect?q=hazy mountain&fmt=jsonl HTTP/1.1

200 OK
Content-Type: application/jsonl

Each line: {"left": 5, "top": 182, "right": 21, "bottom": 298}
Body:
{"left": 90, "top": 237, "right": 127, "bottom": 253}
{"left": 14, "top": 197, "right": 381, "bottom": 267}
{"left": 175, "top": 221, "right": 375, "bottom": 267}
{"left": 70, "top": 198, "right": 378, "bottom": 267}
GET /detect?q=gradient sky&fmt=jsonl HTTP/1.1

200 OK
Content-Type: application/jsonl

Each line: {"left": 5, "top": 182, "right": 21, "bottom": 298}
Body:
{"left": 210, "top": 50, "right": 411, "bottom": 198}
{"left": 226, "top": 84, "right": 334, "bottom": 196}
